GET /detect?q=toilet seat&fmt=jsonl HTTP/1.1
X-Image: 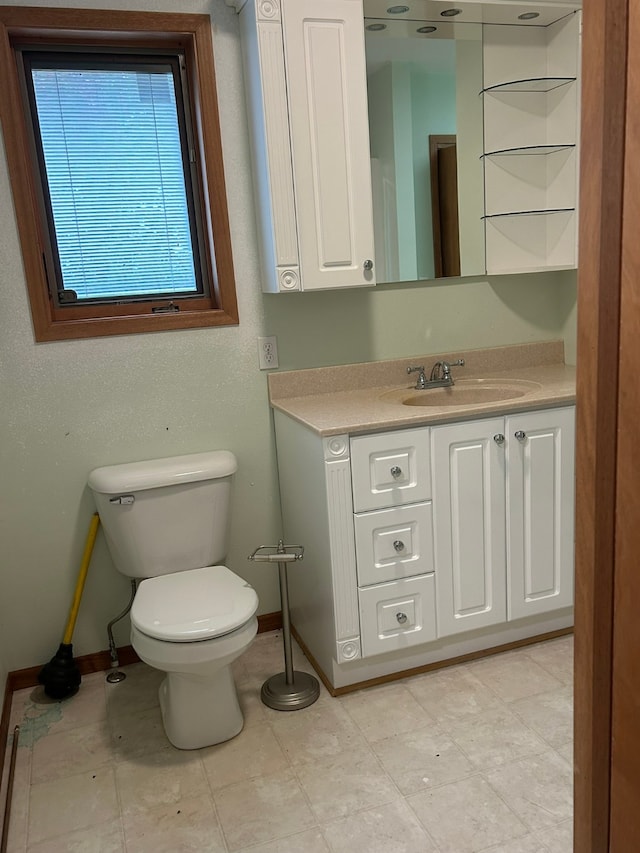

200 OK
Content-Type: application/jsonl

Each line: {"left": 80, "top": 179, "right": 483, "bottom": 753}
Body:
{"left": 131, "top": 565, "right": 258, "bottom": 642}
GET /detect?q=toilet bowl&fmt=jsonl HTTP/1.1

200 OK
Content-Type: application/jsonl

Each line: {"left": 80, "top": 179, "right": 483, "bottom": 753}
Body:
{"left": 131, "top": 565, "right": 258, "bottom": 749}
{"left": 88, "top": 451, "right": 258, "bottom": 750}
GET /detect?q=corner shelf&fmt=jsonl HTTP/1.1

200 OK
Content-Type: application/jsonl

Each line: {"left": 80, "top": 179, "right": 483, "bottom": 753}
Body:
{"left": 482, "top": 144, "right": 576, "bottom": 158}
{"left": 480, "top": 14, "right": 580, "bottom": 274}
{"left": 481, "top": 77, "right": 576, "bottom": 95}
{"left": 482, "top": 208, "right": 575, "bottom": 220}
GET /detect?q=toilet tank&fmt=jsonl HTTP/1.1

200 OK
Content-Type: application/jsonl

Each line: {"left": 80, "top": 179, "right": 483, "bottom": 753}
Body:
{"left": 88, "top": 451, "right": 237, "bottom": 579}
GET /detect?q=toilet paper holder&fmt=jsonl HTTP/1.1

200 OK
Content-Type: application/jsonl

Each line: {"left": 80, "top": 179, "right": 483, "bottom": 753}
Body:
{"left": 249, "top": 540, "right": 320, "bottom": 711}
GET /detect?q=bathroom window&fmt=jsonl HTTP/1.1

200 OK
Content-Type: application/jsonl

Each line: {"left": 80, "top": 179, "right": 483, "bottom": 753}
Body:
{"left": 0, "top": 8, "right": 239, "bottom": 341}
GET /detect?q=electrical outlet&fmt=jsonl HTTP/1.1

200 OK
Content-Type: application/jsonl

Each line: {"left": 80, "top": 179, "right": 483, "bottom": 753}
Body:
{"left": 258, "top": 335, "right": 279, "bottom": 370}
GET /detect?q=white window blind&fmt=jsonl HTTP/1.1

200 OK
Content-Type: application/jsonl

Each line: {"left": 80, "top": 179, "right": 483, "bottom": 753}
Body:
{"left": 30, "top": 61, "right": 199, "bottom": 302}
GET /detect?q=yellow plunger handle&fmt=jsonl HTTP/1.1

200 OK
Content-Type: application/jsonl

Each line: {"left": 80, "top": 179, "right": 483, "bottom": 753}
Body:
{"left": 62, "top": 513, "right": 100, "bottom": 645}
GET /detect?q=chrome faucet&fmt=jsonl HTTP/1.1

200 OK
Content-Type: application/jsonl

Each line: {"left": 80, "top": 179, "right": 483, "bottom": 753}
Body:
{"left": 407, "top": 358, "right": 465, "bottom": 390}
{"left": 430, "top": 358, "right": 465, "bottom": 385}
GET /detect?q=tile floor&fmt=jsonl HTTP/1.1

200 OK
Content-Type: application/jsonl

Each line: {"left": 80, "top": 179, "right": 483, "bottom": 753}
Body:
{"left": 0, "top": 632, "right": 573, "bottom": 853}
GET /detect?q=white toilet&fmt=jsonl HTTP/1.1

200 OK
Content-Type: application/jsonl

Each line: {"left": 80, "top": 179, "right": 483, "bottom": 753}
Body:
{"left": 88, "top": 450, "right": 258, "bottom": 750}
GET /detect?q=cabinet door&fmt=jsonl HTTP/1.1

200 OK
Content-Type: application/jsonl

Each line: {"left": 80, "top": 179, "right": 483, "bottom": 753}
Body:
{"left": 432, "top": 418, "right": 507, "bottom": 637}
{"left": 281, "top": 0, "right": 375, "bottom": 289}
{"left": 506, "top": 406, "right": 575, "bottom": 620}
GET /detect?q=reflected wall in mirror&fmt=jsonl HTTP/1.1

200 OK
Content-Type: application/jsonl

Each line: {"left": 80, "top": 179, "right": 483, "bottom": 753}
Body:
{"left": 365, "top": 19, "right": 485, "bottom": 283}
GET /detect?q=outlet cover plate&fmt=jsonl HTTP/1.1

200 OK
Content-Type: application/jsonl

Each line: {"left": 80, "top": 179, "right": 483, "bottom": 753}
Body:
{"left": 258, "top": 335, "right": 279, "bottom": 370}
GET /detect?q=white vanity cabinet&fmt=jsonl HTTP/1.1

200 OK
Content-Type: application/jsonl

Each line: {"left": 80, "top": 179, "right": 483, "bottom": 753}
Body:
{"left": 273, "top": 404, "right": 575, "bottom": 690}
{"left": 229, "top": 0, "right": 375, "bottom": 292}
{"left": 432, "top": 406, "right": 575, "bottom": 639}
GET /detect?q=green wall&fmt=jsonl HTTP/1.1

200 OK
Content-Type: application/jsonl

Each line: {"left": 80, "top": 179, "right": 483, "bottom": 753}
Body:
{"left": 264, "top": 272, "right": 576, "bottom": 371}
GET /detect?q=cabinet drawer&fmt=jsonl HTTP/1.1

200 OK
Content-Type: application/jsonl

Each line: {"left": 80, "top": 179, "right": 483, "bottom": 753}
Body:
{"left": 359, "top": 574, "right": 436, "bottom": 657}
{"left": 350, "top": 427, "right": 431, "bottom": 512}
{"left": 354, "top": 502, "right": 434, "bottom": 587}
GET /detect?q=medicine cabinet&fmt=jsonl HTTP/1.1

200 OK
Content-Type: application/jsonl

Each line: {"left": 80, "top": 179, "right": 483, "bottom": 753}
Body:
{"left": 228, "top": 0, "right": 581, "bottom": 291}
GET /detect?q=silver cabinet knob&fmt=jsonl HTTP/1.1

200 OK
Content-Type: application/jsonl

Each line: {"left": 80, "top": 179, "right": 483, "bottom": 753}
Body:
{"left": 390, "top": 466, "right": 402, "bottom": 479}
{"left": 493, "top": 434, "right": 505, "bottom": 445}
{"left": 363, "top": 259, "right": 373, "bottom": 271}
{"left": 393, "top": 540, "right": 405, "bottom": 552}
{"left": 396, "top": 612, "right": 408, "bottom": 624}
{"left": 515, "top": 430, "right": 527, "bottom": 441}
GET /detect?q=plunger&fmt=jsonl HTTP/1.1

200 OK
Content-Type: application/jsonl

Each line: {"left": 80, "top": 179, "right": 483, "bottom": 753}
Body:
{"left": 38, "top": 513, "right": 100, "bottom": 700}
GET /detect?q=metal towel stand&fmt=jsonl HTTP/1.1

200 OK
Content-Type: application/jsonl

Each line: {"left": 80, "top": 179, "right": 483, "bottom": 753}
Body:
{"left": 249, "top": 541, "right": 320, "bottom": 711}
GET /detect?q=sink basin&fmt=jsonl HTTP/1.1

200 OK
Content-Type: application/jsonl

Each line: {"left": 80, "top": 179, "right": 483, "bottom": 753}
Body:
{"left": 382, "top": 378, "right": 542, "bottom": 408}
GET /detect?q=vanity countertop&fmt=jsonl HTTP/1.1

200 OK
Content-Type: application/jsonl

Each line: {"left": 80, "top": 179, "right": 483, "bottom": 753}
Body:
{"left": 267, "top": 341, "right": 576, "bottom": 437}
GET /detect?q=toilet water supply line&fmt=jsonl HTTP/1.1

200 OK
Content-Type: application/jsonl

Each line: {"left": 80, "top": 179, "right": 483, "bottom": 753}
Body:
{"left": 106, "top": 579, "right": 137, "bottom": 683}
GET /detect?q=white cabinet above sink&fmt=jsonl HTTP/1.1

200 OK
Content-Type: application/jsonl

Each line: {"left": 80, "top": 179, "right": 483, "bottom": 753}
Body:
{"left": 228, "top": 0, "right": 376, "bottom": 292}
{"left": 229, "top": 0, "right": 582, "bottom": 289}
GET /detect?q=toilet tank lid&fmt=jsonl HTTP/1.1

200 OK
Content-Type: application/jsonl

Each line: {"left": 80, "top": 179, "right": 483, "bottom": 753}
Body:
{"left": 88, "top": 451, "right": 237, "bottom": 494}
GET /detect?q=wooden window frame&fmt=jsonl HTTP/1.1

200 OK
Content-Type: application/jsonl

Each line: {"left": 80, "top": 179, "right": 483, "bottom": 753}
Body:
{"left": 0, "top": 7, "right": 239, "bottom": 341}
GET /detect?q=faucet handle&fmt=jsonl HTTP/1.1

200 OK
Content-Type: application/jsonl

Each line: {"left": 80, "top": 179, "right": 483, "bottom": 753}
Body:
{"left": 407, "top": 365, "right": 427, "bottom": 389}
{"left": 441, "top": 358, "right": 465, "bottom": 378}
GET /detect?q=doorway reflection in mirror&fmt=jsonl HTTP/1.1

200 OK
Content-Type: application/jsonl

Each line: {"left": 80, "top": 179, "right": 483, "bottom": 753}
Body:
{"left": 365, "top": 20, "right": 485, "bottom": 283}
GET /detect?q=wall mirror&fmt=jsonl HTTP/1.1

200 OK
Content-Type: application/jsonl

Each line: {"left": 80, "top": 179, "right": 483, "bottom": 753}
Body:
{"left": 364, "top": 14, "right": 486, "bottom": 283}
